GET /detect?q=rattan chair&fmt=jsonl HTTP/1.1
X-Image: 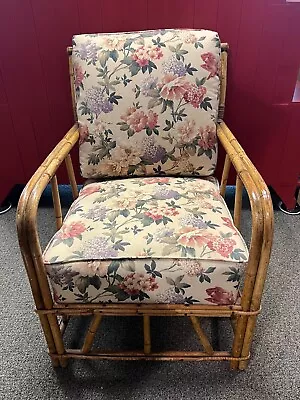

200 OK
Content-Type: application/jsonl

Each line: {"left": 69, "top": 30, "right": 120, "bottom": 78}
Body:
{"left": 17, "top": 29, "right": 273, "bottom": 370}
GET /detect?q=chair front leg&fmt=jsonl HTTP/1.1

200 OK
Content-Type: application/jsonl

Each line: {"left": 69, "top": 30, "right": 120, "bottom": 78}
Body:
{"left": 238, "top": 315, "right": 258, "bottom": 370}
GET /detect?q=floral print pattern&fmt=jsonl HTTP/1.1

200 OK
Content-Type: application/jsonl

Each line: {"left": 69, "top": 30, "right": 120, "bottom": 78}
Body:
{"left": 72, "top": 29, "right": 221, "bottom": 179}
{"left": 43, "top": 177, "right": 248, "bottom": 305}
{"left": 47, "top": 258, "right": 244, "bottom": 304}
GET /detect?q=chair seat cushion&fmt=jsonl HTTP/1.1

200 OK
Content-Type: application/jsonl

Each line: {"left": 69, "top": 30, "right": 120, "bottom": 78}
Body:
{"left": 43, "top": 177, "right": 249, "bottom": 305}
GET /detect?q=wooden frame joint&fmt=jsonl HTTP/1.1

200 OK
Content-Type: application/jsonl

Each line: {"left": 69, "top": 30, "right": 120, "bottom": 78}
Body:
{"left": 233, "top": 307, "right": 261, "bottom": 316}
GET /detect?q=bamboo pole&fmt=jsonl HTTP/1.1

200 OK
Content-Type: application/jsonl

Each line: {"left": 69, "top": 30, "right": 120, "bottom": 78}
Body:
{"left": 220, "top": 154, "right": 231, "bottom": 197}
{"left": 230, "top": 315, "right": 237, "bottom": 333}
{"left": 50, "top": 175, "right": 63, "bottom": 230}
{"left": 38, "top": 306, "right": 242, "bottom": 318}
{"left": 21, "top": 128, "right": 79, "bottom": 367}
{"left": 68, "top": 47, "right": 77, "bottom": 121}
{"left": 53, "top": 303, "right": 241, "bottom": 311}
{"left": 16, "top": 125, "right": 79, "bottom": 367}
{"left": 217, "top": 124, "right": 264, "bottom": 369}
{"left": 82, "top": 315, "right": 103, "bottom": 354}
{"left": 218, "top": 44, "right": 229, "bottom": 120}
{"left": 52, "top": 349, "right": 250, "bottom": 362}
{"left": 234, "top": 175, "right": 243, "bottom": 230}
{"left": 143, "top": 316, "right": 151, "bottom": 354}
{"left": 218, "top": 121, "right": 273, "bottom": 369}
{"left": 65, "top": 154, "right": 79, "bottom": 199}
{"left": 190, "top": 317, "right": 214, "bottom": 355}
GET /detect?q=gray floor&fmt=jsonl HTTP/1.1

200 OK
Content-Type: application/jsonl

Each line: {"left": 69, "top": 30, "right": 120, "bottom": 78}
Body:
{"left": 0, "top": 201, "right": 300, "bottom": 400}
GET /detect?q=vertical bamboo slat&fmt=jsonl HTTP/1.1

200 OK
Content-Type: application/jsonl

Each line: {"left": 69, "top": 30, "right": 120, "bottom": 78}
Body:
{"left": 218, "top": 44, "right": 229, "bottom": 121}
{"left": 143, "top": 316, "right": 151, "bottom": 354}
{"left": 67, "top": 47, "right": 77, "bottom": 122}
{"left": 220, "top": 154, "right": 231, "bottom": 197}
{"left": 65, "top": 154, "right": 79, "bottom": 199}
{"left": 50, "top": 175, "right": 63, "bottom": 230}
{"left": 234, "top": 175, "right": 243, "bottom": 230}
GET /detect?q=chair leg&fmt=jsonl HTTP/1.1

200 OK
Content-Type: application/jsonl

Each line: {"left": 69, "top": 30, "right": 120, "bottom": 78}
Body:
{"left": 38, "top": 314, "right": 61, "bottom": 367}
{"left": 230, "top": 315, "right": 237, "bottom": 333}
{"left": 230, "top": 315, "right": 248, "bottom": 370}
{"left": 82, "top": 315, "right": 103, "bottom": 354}
{"left": 238, "top": 315, "right": 257, "bottom": 370}
{"left": 47, "top": 314, "right": 68, "bottom": 368}
{"left": 143, "top": 316, "right": 151, "bottom": 354}
{"left": 50, "top": 355, "right": 60, "bottom": 368}
{"left": 190, "top": 316, "right": 214, "bottom": 355}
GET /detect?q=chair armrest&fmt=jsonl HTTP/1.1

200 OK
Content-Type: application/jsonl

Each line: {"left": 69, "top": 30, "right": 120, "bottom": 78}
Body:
{"left": 217, "top": 121, "right": 274, "bottom": 367}
{"left": 217, "top": 121, "right": 274, "bottom": 310}
{"left": 16, "top": 124, "right": 79, "bottom": 309}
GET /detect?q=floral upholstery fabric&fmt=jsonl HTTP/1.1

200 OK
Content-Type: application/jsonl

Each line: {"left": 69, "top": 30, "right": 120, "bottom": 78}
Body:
{"left": 72, "top": 29, "right": 221, "bottom": 179}
{"left": 43, "top": 177, "right": 248, "bottom": 304}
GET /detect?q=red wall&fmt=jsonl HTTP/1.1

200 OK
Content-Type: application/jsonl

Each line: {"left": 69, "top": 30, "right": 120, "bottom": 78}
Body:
{"left": 0, "top": 0, "right": 299, "bottom": 207}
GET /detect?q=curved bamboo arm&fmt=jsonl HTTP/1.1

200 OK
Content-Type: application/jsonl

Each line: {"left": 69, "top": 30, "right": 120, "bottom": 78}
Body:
{"left": 16, "top": 124, "right": 79, "bottom": 308}
{"left": 16, "top": 124, "right": 79, "bottom": 363}
{"left": 218, "top": 121, "right": 274, "bottom": 308}
{"left": 217, "top": 121, "right": 274, "bottom": 368}
{"left": 217, "top": 127, "right": 264, "bottom": 292}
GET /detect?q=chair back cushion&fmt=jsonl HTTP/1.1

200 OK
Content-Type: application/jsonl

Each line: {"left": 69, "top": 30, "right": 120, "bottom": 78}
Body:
{"left": 72, "top": 29, "right": 221, "bottom": 178}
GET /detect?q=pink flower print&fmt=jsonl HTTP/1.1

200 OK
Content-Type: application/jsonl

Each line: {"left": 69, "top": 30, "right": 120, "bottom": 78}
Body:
{"left": 222, "top": 217, "right": 237, "bottom": 233}
{"left": 119, "top": 273, "right": 158, "bottom": 295}
{"left": 78, "top": 261, "right": 109, "bottom": 278}
{"left": 127, "top": 110, "right": 148, "bottom": 132}
{"left": 147, "top": 110, "right": 158, "bottom": 129}
{"left": 198, "top": 126, "right": 217, "bottom": 150}
{"left": 205, "top": 287, "right": 235, "bottom": 305}
{"left": 159, "top": 73, "right": 191, "bottom": 101}
{"left": 145, "top": 206, "right": 179, "bottom": 221}
{"left": 121, "top": 107, "right": 158, "bottom": 133}
{"left": 184, "top": 33, "right": 197, "bottom": 44}
{"left": 59, "top": 222, "right": 86, "bottom": 240}
{"left": 183, "top": 85, "right": 207, "bottom": 108}
{"left": 142, "top": 177, "right": 170, "bottom": 185}
{"left": 177, "top": 119, "right": 197, "bottom": 144}
{"left": 147, "top": 46, "right": 163, "bottom": 60}
{"left": 207, "top": 237, "right": 236, "bottom": 258}
{"left": 121, "top": 107, "right": 148, "bottom": 132}
{"left": 176, "top": 260, "right": 204, "bottom": 277}
{"left": 132, "top": 45, "right": 163, "bottom": 67}
{"left": 178, "top": 227, "right": 213, "bottom": 248}
{"left": 102, "top": 37, "right": 125, "bottom": 51}
{"left": 132, "top": 46, "right": 149, "bottom": 67}
{"left": 201, "top": 52, "right": 219, "bottom": 78}
{"left": 79, "top": 123, "right": 89, "bottom": 145}
{"left": 121, "top": 106, "right": 136, "bottom": 122}
{"left": 80, "top": 184, "right": 102, "bottom": 198}
{"left": 74, "top": 63, "right": 84, "bottom": 88}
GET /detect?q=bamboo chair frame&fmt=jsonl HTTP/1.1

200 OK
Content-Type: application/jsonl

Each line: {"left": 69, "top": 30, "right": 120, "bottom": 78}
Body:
{"left": 16, "top": 43, "right": 273, "bottom": 370}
